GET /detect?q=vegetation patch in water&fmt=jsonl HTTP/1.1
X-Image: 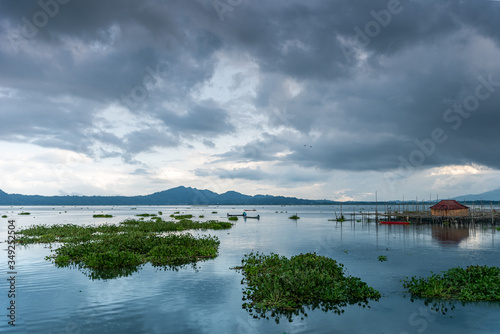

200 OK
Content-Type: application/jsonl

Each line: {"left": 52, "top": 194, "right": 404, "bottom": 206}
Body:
{"left": 233, "top": 252, "right": 380, "bottom": 321}
{"left": 48, "top": 233, "right": 220, "bottom": 280}
{"left": 1, "top": 215, "right": 7, "bottom": 218}
{"left": 93, "top": 214, "right": 113, "bottom": 218}
{"left": 17, "top": 219, "right": 233, "bottom": 245}
{"left": 403, "top": 265, "right": 500, "bottom": 301}
{"left": 15, "top": 218, "right": 233, "bottom": 279}
{"left": 289, "top": 215, "right": 300, "bottom": 220}
{"left": 228, "top": 216, "right": 238, "bottom": 221}
{"left": 136, "top": 213, "right": 157, "bottom": 217}
{"left": 172, "top": 214, "right": 193, "bottom": 220}
{"left": 377, "top": 255, "right": 388, "bottom": 262}
{"left": 18, "top": 212, "right": 31, "bottom": 215}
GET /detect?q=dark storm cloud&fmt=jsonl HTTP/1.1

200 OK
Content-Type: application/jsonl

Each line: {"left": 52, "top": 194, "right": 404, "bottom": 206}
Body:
{"left": 157, "top": 101, "right": 235, "bottom": 136}
{"left": 1, "top": 0, "right": 499, "bottom": 173}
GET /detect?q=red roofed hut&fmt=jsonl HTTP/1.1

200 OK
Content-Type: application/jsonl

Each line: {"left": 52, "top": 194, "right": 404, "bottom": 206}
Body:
{"left": 430, "top": 200, "right": 469, "bottom": 217}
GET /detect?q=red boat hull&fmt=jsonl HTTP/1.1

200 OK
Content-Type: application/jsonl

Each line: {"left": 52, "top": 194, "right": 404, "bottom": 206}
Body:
{"left": 379, "top": 221, "right": 411, "bottom": 225}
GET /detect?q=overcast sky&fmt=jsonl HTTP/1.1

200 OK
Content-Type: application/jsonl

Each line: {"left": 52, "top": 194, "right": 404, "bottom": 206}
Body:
{"left": 1, "top": 0, "right": 499, "bottom": 201}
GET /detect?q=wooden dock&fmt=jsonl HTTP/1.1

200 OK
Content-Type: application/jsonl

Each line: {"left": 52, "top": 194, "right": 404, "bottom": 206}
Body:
{"left": 341, "top": 209, "right": 500, "bottom": 225}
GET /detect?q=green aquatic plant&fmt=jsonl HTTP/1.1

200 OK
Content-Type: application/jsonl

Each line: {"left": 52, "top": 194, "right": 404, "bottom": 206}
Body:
{"left": 228, "top": 216, "right": 238, "bottom": 221}
{"left": 48, "top": 233, "right": 220, "bottom": 280}
{"left": 172, "top": 214, "right": 193, "bottom": 220}
{"left": 158, "top": 211, "right": 163, "bottom": 215}
{"left": 289, "top": 215, "right": 300, "bottom": 220}
{"left": 377, "top": 255, "right": 388, "bottom": 262}
{"left": 328, "top": 215, "right": 346, "bottom": 222}
{"left": 136, "top": 213, "right": 157, "bottom": 217}
{"left": 1, "top": 215, "right": 7, "bottom": 218}
{"left": 18, "top": 212, "right": 31, "bottom": 215}
{"left": 16, "top": 219, "right": 233, "bottom": 245}
{"left": 212, "top": 211, "right": 217, "bottom": 214}
{"left": 233, "top": 252, "right": 380, "bottom": 322}
{"left": 15, "top": 219, "right": 233, "bottom": 279}
{"left": 119, "top": 218, "right": 233, "bottom": 232}
{"left": 403, "top": 265, "right": 500, "bottom": 301}
{"left": 93, "top": 214, "right": 113, "bottom": 218}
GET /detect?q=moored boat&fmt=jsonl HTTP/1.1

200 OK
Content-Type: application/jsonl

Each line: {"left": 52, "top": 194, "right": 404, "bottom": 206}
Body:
{"left": 379, "top": 221, "right": 411, "bottom": 225}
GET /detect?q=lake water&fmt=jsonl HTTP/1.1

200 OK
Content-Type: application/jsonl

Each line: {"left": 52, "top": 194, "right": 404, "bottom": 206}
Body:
{"left": 1, "top": 205, "right": 499, "bottom": 334}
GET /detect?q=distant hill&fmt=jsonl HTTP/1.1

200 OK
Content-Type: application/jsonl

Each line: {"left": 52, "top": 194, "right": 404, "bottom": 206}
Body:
{"left": 454, "top": 188, "right": 500, "bottom": 202}
{"left": 0, "top": 186, "right": 336, "bottom": 206}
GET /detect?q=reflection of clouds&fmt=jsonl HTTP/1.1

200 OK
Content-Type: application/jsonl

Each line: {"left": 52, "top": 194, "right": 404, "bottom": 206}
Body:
{"left": 457, "top": 226, "right": 496, "bottom": 250}
{"left": 5, "top": 205, "right": 500, "bottom": 333}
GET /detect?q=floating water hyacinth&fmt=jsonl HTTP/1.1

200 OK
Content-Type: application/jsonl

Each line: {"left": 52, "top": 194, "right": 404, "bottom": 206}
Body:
{"left": 16, "top": 218, "right": 233, "bottom": 280}
{"left": 403, "top": 265, "right": 500, "bottom": 301}
{"left": 233, "top": 252, "right": 381, "bottom": 323}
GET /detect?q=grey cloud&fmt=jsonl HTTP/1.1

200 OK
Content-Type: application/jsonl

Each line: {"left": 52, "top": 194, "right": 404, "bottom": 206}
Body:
{"left": 1, "top": 0, "right": 500, "bottom": 173}
{"left": 124, "top": 128, "right": 180, "bottom": 154}
{"left": 195, "top": 167, "right": 269, "bottom": 181}
{"left": 159, "top": 101, "right": 234, "bottom": 136}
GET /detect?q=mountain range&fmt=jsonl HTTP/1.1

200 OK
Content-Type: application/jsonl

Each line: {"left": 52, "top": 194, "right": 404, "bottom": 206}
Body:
{"left": 1, "top": 186, "right": 499, "bottom": 206}
{"left": 453, "top": 188, "right": 500, "bottom": 202}
{"left": 0, "top": 186, "right": 335, "bottom": 206}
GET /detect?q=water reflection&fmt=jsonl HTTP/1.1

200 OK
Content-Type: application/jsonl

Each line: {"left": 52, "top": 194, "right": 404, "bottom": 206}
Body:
{"left": 409, "top": 297, "right": 462, "bottom": 316}
{"left": 2, "top": 206, "right": 499, "bottom": 334}
{"left": 432, "top": 225, "right": 470, "bottom": 246}
{"left": 244, "top": 299, "right": 376, "bottom": 324}
{"left": 59, "top": 261, "right": 202, "bottom": 280}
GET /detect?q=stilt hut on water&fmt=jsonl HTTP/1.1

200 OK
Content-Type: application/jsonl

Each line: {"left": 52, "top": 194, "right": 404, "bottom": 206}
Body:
{"left": 430, "top": 200, "right": 469, "bottom": 217}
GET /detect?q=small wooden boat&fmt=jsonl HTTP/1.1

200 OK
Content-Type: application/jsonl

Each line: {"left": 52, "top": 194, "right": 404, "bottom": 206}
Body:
{"left": 227, "top": 213, "right": 245, "bottom": 217}
{"left": 244, "top": 215, "right": 260, "bottom": 219}
{"left": 379, "top": 221, "right": 411, "bottom": 225}
{"left": 244, "top": 209, "right": 256, "bottom": 211}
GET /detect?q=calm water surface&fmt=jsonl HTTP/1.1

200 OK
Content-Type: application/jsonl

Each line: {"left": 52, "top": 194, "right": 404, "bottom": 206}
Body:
{"left": 1, "top": 205, "right": 499, "bottom": 333}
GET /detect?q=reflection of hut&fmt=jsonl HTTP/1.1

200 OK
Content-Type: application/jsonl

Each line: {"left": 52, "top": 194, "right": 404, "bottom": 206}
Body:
{"left": 432, "top": 226, "right": 470, "bottom": 246}
{"left": 430, "top": 200, "right": 469, "bottom": 216}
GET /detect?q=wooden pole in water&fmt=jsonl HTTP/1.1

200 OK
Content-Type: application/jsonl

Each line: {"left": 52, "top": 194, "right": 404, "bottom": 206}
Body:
{"left": 471, "top": 202, "right": 474, "bottom": 224}
{"left": 375, "top": 191, "right": 378, "bottom": 222}
{"left": 491, "top": 202, "right": 494, "bottom": 226}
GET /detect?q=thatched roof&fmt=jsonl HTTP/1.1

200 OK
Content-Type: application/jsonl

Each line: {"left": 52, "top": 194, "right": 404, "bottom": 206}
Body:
{"left": 430, "top": 200, "right": 469, "bottom": 210}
